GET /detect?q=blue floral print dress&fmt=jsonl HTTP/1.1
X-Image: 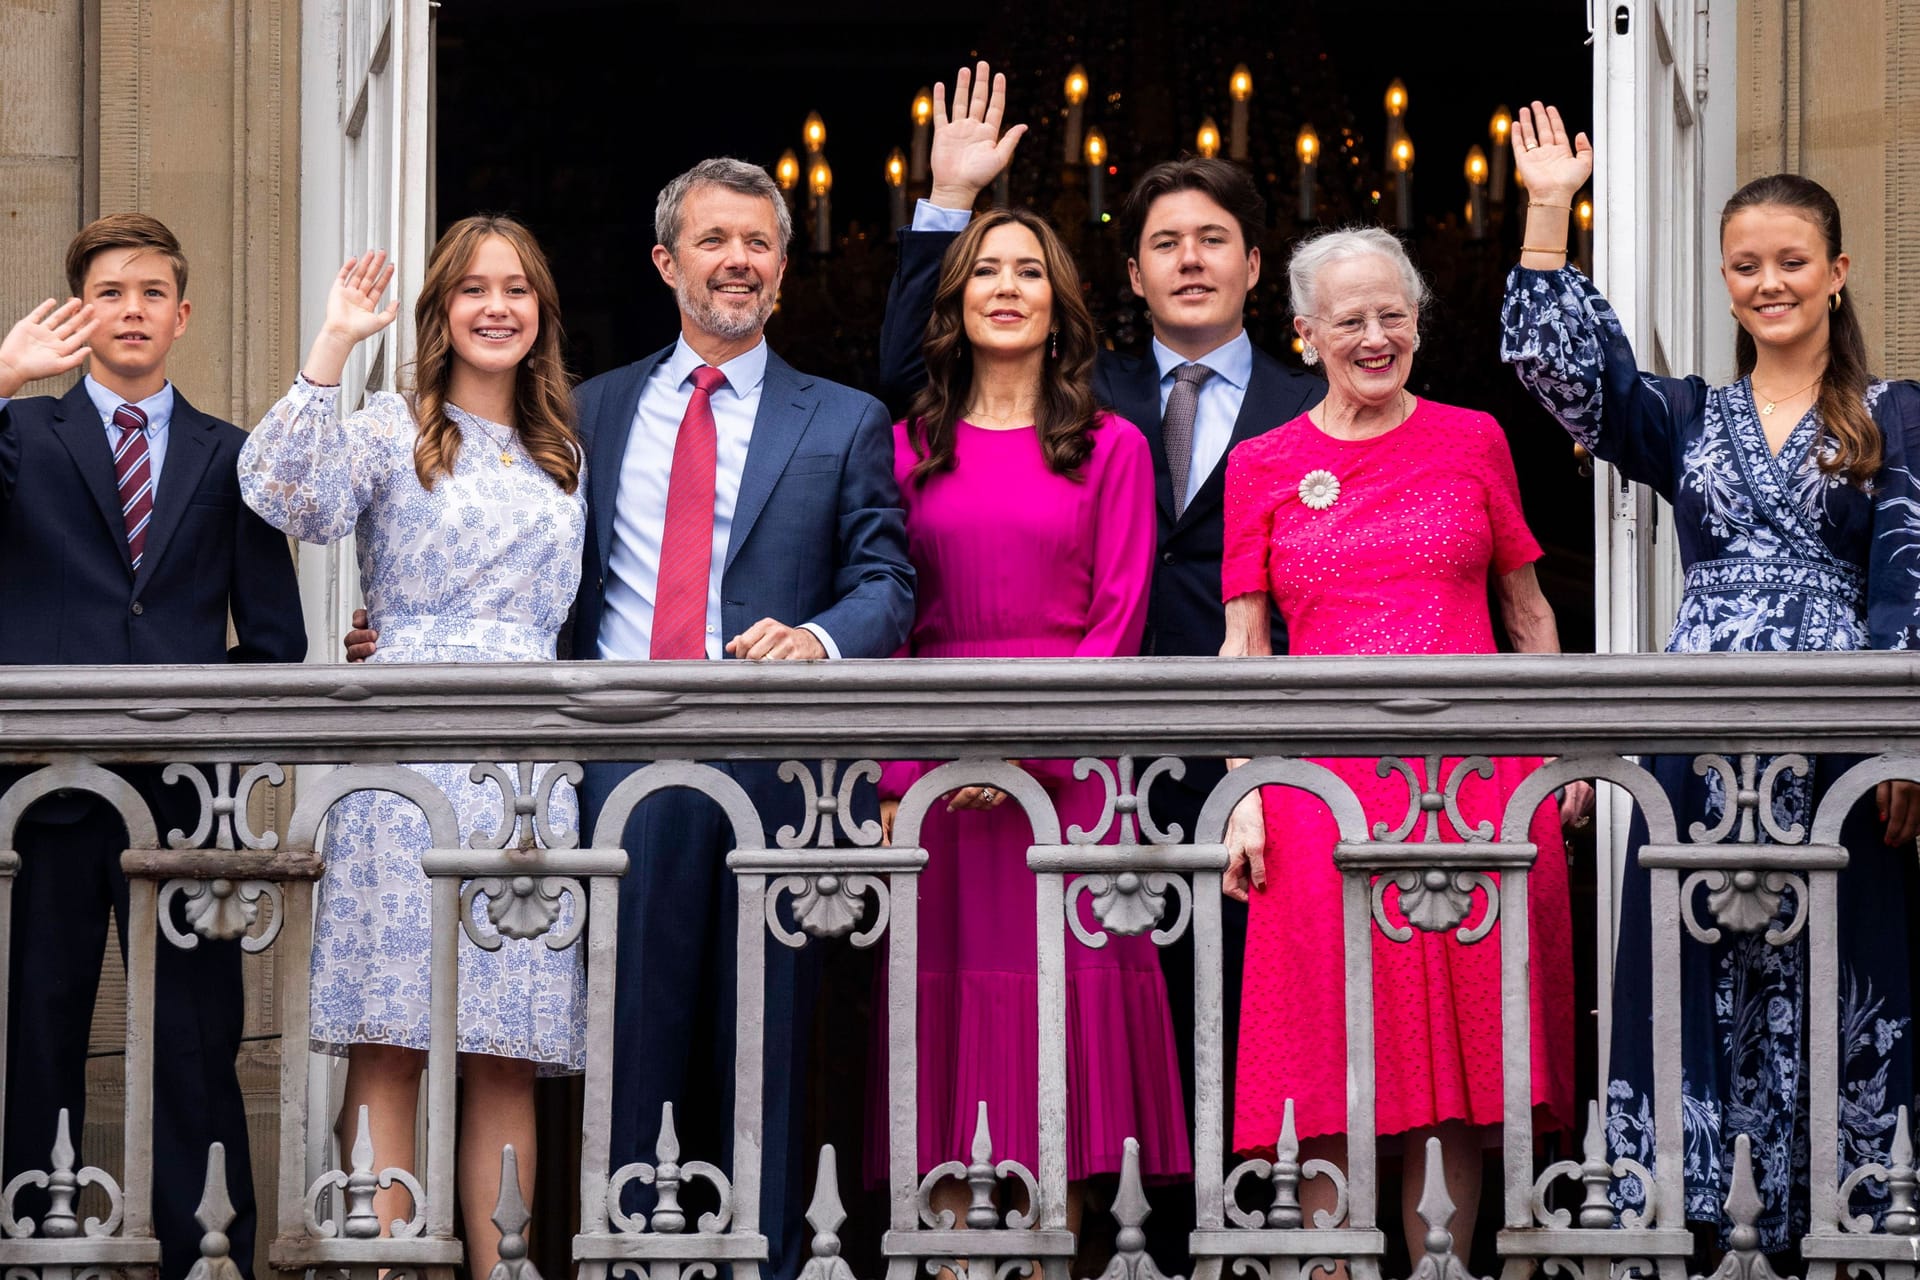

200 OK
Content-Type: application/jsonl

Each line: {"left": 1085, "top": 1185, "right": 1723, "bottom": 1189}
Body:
{"left": 1501, "top": 265, "right": 1920, "bottom": 1247}
{"left": 239, "top": 376, "right": 589, "bottom": 1071}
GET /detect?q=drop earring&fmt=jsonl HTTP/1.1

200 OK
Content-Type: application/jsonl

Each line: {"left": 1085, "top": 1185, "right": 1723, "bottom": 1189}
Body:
{"left": 1049, "top": 329, "right": 1059, "bottom": 358}
{"left": 1830, "top": 291, "right": 1842, "bottom": 313}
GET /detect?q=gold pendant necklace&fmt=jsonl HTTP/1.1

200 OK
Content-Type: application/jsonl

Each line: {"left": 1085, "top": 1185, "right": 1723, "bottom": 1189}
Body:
{"left": 455, "top": 408, "right": 518, "bottom": 465}
{"left": 1751, "top": 374, "right": 1822, "bottom": 416}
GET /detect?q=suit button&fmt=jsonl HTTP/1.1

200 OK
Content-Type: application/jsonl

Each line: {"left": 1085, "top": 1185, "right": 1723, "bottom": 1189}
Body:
{"left": 131, "top": 601, "right": 144, "bottom": 616}
{"left": 1161, "top": 552, "right": 1175, "bottom": 565}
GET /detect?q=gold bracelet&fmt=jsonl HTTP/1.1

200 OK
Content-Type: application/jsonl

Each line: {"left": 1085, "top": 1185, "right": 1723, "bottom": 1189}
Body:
{"left": 1528, "top": 202, "right": 1572, "bottom": 212}
{"left": 1520, "top": 246, "right": 1570, "bottom": 256}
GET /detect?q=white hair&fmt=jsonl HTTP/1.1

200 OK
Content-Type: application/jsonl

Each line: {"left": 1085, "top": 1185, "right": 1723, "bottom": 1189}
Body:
{"left": 1286, "top": 226, "right": 1431, "bottom": 320}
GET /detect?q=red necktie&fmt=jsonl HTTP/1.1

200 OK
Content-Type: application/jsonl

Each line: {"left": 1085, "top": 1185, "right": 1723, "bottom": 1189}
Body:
{"left": 112, "top": 403, "right": 155, "bottom": 571}
{"left": 651, "top": 366, "right": 727, "bottom": 659}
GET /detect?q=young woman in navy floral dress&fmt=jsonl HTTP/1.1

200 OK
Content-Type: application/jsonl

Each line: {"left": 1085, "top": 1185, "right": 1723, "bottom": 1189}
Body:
{"left": 1499, "top": 102, "right": 1920, "bottom": 1250}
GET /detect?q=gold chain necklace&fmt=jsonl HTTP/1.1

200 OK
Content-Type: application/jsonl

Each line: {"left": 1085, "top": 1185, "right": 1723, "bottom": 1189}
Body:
{"left": 1750, "top": 374, "right": 1822, "bottom": 417}
{"left": 452, "top": 405, "right": 518, "bottom": 465}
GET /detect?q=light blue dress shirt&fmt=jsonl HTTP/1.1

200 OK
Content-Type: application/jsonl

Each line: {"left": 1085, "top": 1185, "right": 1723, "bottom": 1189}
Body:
{"left": 1150, "top": 332, "right": 1251, "bottom": 507}
{"left": 0, "top": 376, "right": 175, "bottom": 487}
{"left": 597, "top": 337, "right": 838, "bottom": 662}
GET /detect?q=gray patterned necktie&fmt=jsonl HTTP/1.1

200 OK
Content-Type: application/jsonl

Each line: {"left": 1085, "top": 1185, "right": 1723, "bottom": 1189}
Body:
{"left": 1163, "top": 362, "right": 1216, "bottom": 517}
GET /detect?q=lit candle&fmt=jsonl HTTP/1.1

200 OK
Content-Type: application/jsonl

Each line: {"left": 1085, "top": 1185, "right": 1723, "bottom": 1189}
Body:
{"left": 1489, "top": 105, "right": 1512, "bottom": 204}
{"left": 1229, "top": 64, "right": 1253, "bottom": 162}
{"left": 1383, "top": 78, "right": 1407, "bottom": 167}
{"left": 886, "top": 149, "right": 907, "bottom": 236}
{"left": 1576, "top": 194, "right": 1594, "bottom": 271}
{"left": 1085, "top": 127, "right": 1107, "bottom": 224}
{"left": 1465, "top": 145, "right": 1488, "bottom": 240}
{"left": 1196, "top": 117, "right": 1221, "bottom": 159}
{"left": 1295, "top": 124, "right": 1319, "bottom": 223}
{"left": 1064, "top": 65, "right": 1088, "bottom": 167}
{"left": 775, "top": 149, "right": 801, "bottom": 215}
{"left": 810, "top": 158, "right": 832, "bottom": 255}
{"left": 1393, "top": 135, "right": 1414, "bottom": 230}
{"left": 804, "top": 111, "right": 826, "bottom": 158}
{"left": 910, "top": 89, "right": 933, "bottom": 185}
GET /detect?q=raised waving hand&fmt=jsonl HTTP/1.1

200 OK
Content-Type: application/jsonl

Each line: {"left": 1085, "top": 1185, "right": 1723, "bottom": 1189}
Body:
{"left": 1512, "top": 102, "right": 1593, "bottom": 205}
{"left": 0, "top": 298, "right": 98, "bottom": 399}
{"left": 929, "top": 61, "right": 1028, "bottom": 211}
{"left": 302, "top": 250, "right": 401, "bottom": 386}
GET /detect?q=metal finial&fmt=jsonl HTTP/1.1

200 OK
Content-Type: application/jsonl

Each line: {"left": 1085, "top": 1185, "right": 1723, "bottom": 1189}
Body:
{"left": 1889, "top": 1106, "right": 1919, "bottom": 1235}
{"left": 1267, "top": 1099, "right": 1303, "bottom": 1230}
{"left": 1415, "top": 1136, "right": 1457, "bottom": 1262}
{"left": 341, "top": 1104, "right": 381, "bottom": 1239}
{"left": 183, "top": 1142, "right": 244, "bottom": 1280}
{"left": 652, "top": 1102, "right": 687, "bottom": 1234}
{"left": 1577, "top": 1100, "right": 1617, "bottom": 1229}
{"left": 487, "top": 1146, "right": 541, "bottom": 1280}
{"left": 965, "top": 1102, "right": 999, "bottom": 1231}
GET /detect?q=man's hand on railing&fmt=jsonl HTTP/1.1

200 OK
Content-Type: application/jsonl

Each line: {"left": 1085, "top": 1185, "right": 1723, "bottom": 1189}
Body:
{"left": 1559, "top": 780, "right": 1596, "bottom": 830}
{"left": 1222, "top": 788, "right": 1266, "bottom": 902}
{"left": 1879, "top": 779, "right": 1920, "bottom": 848}
{"left": 880, "top": 799, "right": 899, "bottom": 845}
{"left": 345, "top": 608, "right": 378, "bottom": 663}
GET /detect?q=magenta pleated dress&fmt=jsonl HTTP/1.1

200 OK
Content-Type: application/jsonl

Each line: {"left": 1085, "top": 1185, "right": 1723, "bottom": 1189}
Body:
{"left": 1220, "top": 399, "right": 1577, "bottom": 1148}
{"left": 866, "top": 414, "right": 1193, "bottom": 1185}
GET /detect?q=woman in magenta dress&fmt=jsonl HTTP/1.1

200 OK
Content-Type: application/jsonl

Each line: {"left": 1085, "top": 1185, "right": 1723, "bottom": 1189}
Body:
{"left": 869, "top": 207, "right": 1191, "bottom": 1218}
{"left": 1218, "top": 227, "right": 1582, "bottom": 1261}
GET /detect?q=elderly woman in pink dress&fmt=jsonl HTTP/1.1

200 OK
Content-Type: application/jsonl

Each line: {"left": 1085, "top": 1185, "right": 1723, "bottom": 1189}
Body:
{"left": 870, "top": 206, "right": 1191, "bottom": 1227}
{"left": 1218, "top": 227, "right": 1585, "bottom": 1262}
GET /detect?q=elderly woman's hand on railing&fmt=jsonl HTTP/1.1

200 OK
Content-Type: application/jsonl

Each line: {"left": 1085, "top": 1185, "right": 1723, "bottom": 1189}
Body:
{"left": 1222, "top": 788, "right": 1266, "bottom": 903}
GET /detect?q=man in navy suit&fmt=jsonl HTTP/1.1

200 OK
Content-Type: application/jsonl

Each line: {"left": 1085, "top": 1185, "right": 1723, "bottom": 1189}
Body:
{"left": 876, "top": 64, "right": 1323, "bottom": 1245}
{"left": 0, "top": 213, "right": 307, "bottom": 1279}
{"left": 353, "top": 160, "right": 913, "bottom": 1278}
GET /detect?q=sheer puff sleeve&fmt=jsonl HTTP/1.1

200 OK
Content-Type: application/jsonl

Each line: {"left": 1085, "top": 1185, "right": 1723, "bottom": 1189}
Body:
{"left": 1868, "top": 380, "right": 1920, "bottom": 650}
{"left": 1499, "top": 264, "right": 1706, "bottom": 504}
{"left": 238, "top": 376, "right": 413, "bottom": 545}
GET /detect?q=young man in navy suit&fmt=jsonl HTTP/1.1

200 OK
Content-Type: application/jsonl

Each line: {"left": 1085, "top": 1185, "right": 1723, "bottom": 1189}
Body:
{"left": 876, "top": 64, "right": 1322, "bottom": 1249}
{"left": 348, "top": 161, "right": 913, "bottom": 1280}
{"left": 0, "top": 214, "right": 306, "bottom": 1279}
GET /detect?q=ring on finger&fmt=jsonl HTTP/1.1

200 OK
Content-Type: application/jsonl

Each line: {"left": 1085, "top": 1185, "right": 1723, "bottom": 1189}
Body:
{"left": 980, "top": 787, "right": 997, "bottom": 802}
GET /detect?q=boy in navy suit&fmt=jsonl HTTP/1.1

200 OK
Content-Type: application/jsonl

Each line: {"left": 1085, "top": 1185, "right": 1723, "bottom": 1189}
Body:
{"left": 0, "top": 214, "right": 306, "bottom": 1279}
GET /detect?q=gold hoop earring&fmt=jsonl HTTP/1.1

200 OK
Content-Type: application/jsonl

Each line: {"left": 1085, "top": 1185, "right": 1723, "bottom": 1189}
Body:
{"left": 1830, "top": 292, "right": 1842, "bottom": 313}
{"left": 1730, "top": 303, "right": 1737, "bottom": 319}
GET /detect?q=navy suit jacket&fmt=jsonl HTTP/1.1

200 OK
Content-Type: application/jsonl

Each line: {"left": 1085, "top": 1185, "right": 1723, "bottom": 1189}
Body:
{"left": 877, "top": 226, "right": 1323, "bottom": 660}
{"left": 570, "top": 344, "right": 914, "bottom": 663}
{"left": 0, "top": 380, "right": 305, "bottom": 666}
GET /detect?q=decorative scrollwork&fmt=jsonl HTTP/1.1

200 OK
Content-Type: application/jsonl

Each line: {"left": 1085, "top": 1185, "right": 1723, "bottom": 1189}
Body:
{"left": 158, "top": 762, "right": 288, "bottom": 953}
{"left": 777, "top": 760, "right": 884, "bottom": 849}
{"left": 1689, "top": 754, "right": 1810, "bottom": 845}
{"left": 916, "top": 1102, "right": 1041, "bottom": 1232}
{"left": 1067, "top": 757, "right": 1187, "bottom": 845}
{"left": 469, "top": 761, "right": 583, "bottom": 851}
{"left": 768, "top": 873, "right": 889, "bottom": 949}
{"left": 1679, "top": 871, "right": 1808, "bottom": 947}
{"left": 0, "top": 1108, "right": 123, "bottom": 1239}
{"left": 1530, "top": 1101, "right": 1657, "bottom": 1231}
{"left": 1373, "top": 870, "right": 1498, "bottom": 944}
{"left": 1067, "top": 870, "right": 1190, "bottom": 949}
{"left": 607, "top": 1103, "right": 734, "bottom": 1236}
{"left": 303, "top": 1105, "right": 425, "bottom": 1240}
{"left": 462, "top": 874, "right": 585, "bottom": 951}
{"left": 163, "top": 762, "right": 285, "bottom": 851}
{"left": 159, "top": 878, "right": 283, "bottom": 953}
{"left": 1224, "top": 1100, "right": 1349, "bottom": 1231}
{"left": 1372, "top": 756, "right": 1496, "bottom": 844}
{"left": 1838, "top": 1104, "right": 1919, "bottom": 1233}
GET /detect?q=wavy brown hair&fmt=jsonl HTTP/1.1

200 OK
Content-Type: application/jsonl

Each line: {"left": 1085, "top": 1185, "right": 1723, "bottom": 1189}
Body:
{"left": 408, "top": 215, "right": 579, "bottom": 493}
{"left": 1721, "top": 174, "right": 1879, "bottom": 482}
{"left": 904, "top": 207, "right": 1100, "bottom": 486}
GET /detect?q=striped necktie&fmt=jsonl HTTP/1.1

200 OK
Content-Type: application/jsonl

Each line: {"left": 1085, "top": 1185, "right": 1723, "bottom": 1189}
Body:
{"left": 112, "top": 403, "right": 154, "bottom": 571}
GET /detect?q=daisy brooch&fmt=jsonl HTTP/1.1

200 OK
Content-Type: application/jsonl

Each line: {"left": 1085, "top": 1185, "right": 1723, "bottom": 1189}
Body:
{"left": 1298, "top": 469, "right": 1341, "bottom": 511}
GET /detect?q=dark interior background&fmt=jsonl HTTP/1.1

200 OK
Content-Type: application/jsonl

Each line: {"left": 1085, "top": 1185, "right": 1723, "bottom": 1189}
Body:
{"left": 433, "top": 3, "right": 1600, "bottom": 1271}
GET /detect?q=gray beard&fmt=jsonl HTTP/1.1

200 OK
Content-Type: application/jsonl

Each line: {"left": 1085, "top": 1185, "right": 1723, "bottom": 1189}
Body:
{"left": 677, "top": 276, "right": 772, "bottom": 343}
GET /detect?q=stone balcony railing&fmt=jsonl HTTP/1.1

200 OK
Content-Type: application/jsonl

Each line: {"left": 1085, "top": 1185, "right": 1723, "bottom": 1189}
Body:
{"left": 1, "top": 653, "right": 1917, "bottom": 1280}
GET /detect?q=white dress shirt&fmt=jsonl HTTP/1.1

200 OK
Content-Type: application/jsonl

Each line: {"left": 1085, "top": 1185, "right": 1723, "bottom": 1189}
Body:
{"left": 0, "top": 376, "right": 176, "bottom": 488}
{"left": 597, "top": 336, "right": 837, "bottom": 661}
{"left": 1150, "top": 332, "right": 1251, "bottom": 509}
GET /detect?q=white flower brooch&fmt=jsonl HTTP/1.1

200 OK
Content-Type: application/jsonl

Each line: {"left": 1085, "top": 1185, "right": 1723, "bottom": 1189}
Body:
{"left": 1298, "top": 469, "right": 1341, "bottom": 511}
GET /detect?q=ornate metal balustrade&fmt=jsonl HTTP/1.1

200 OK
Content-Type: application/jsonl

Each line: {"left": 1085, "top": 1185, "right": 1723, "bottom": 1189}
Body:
{"left": 1, "top": 653, "right": 1918, "bottom": 1280}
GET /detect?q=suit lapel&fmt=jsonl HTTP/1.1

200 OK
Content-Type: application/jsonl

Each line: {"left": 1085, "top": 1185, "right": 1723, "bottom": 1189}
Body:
{"left": 47, "top": 383, "right": 130, "bottom": 569}
{"left": 725, "top": 352, "right": 811, "bottom": 574}
{"left": 134, "top": 392, "right": 217, "bottom": 588}
{"left": 1103, "top": 353, "right": 1174, "bottom": 526}
{"left": 588, "top": 349, "right": 668, "bottom": 574}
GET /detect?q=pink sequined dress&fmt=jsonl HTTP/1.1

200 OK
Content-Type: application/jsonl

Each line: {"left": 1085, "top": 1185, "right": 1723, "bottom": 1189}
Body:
{"left": 1220, "top": 398, "right": 1576, "bottom": 1147}
{"left": 865, "top": 413, "right": 1193, "bottom": 1184}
